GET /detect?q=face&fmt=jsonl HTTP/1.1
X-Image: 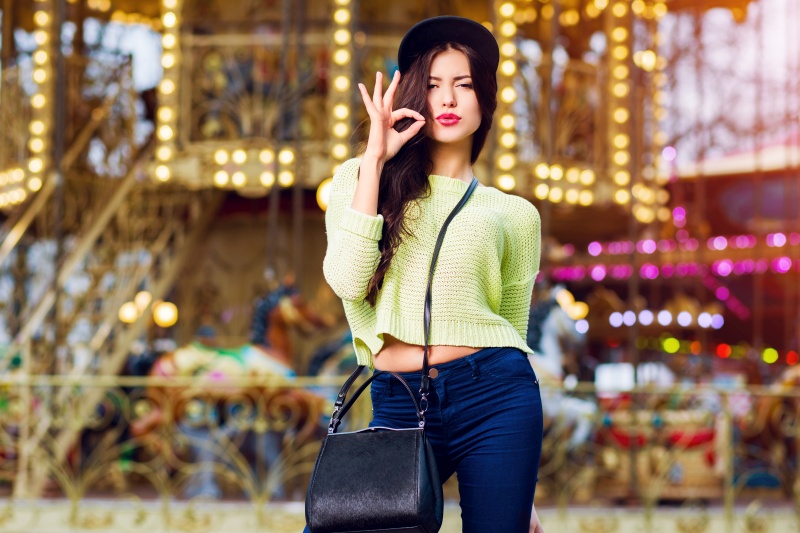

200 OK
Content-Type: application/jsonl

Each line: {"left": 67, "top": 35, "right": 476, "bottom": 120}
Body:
{"left": 425, "top": 49, "right": 481, "bottom": 148}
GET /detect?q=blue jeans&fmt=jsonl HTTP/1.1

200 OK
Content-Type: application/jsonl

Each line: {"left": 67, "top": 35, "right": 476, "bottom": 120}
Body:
{"left": 304, "top": 346, "right": 543, "bottom": 532}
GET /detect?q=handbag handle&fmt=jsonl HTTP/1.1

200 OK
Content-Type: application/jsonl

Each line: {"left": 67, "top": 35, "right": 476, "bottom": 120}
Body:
{"left": 328, "top": 177, "right": 479, "bottom": 433}
{"left": 328, "top": 370, "right": 422, "bottom": 433}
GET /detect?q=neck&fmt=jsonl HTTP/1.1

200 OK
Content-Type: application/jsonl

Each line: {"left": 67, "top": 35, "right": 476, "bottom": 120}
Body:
{"left": 429, "top": 139, "right": 473, "bottom": 182}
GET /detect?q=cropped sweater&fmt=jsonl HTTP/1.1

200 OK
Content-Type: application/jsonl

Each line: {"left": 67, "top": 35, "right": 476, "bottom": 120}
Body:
{"left": 322, "top": 158, "right": 541, "bottom": 369}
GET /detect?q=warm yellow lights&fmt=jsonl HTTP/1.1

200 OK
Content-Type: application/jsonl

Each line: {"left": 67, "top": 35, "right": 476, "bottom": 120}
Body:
{"left": 500, "top": 132, "right": 517, "bottom": 148}
{"left": 156, "top": 146, "right": 172, "bottom": 161}
{"left": 579, "top": 169, "right": 596, "bottom": 185}
{"left": 614, "top": 189, "right": 630, "bottom": 204}
{"left": 28, "top": 177, "right": 43, "bottom": 192}
{"left": 548, "top": 187, "right": 564, "bottom": 203}
{"left": 500, "top": 42, "right": 517, "bottom": 58}
{"left": 613, "top": 108, "right": 629, "bottom": 123}
{"left": 157, "top": 125, "right": 174, "bottom": 141}
{"left": 153, "top": 301, "right": 178, "bottom": 328}
{"left": 613, "top": 82, "right": 629, "bottom": 98}
{"left": 559, "top": 9, "right": 580, "bottom": 26}
{"left": 162, "top": 34, "right": 176, "bottom": 49}
{"left": 613, "top": 65, "right": 629, "bottom": 79}
{"left": 614, "top": 151, "right": 630, "bottom": 166}
{"left": 155, "top": 164, "right": 171, "bottom": 181}
{"left": 549, "top": 165, "right": 564, "bottom": 181}
{"left": 563, "top": 168, "right": 578, "bottom": 183}
{"left": 499, "top": 2, "right": 515, "bottom": 17}
{"left": 34, "top": 31, "right": 48, "bottom": 45}
{"left": 157, "top": 107, "right": 174, "bottom": 122}
{"left": 28, "top": 158, "right": 43, "bottom": 173}
{"left": 333, "top": 104, "right": 349, "bottom": 120}
{"left": 613, "top": 134, "right": 630, "bottom": 149}
{"left": 232, "top": 149, "right": 247, "bottom": 164}
{"left": 614, "top": 170, "right": 631, "bottom": 186}
{"left": 34, "top": 11, "right": 50, "bottom": 26}
{"left": 33, "top": 69, "right": 47, "bottom": 83}
{"left": 29, "top": 138, "right": 44, "bottom": 153}
{"left": 332, "top": 143, "right": 348, "bottom": 159}
{"left": 260, "top": 171, "right": 275, "bottom": 187}
{"left": 497, "top": 174, "right": 516, "bottom": 191}
{"left": 317, "top": 177, "right": 333, "bottom": 211}
{"left": 214, "top": 149, "right": 229, "bottom": 165}
{"left": 231, "top": 171, "right": 247, "bottom": 187}
{"left": 632, "top": 0, "right": 646, "bottom": 15}
{"left": 334, "top": 76, "right": 350, "bottom": 92}
{"left": 500, "top": 87, "right": 517, "bottom": 103}
{"left": 594, "top": 0, "right": 609, "bottom": 9}
{"left": 278, "top": 149, "right": 295, "bottom": 165}
{"left": 499, "top": 21, "right": 517, "bottom": 38}
{"left": 259, "top": 149, "right": 275, "bottom": 164}
{"left": 119, "top": 302, "right": 138, "bottom": 324}
{"left": 653, "top": 2, "right": 668, "bottom": 18}
{"left": 333, "top": 49, "right": 351, "bottom": 65}
{"left": 565, "top": 189, "right": 579, "bottom": 204}
{"left": 162, "top": 12, "right": 177, "bottom": 28}
{"left": 162, "top": 53, "right": 176, "bottom": 69}
{"left": 278, "top": 171, "right": 295, "bottom": 187}
{"left": 33, "top": 51, "right": 48, "bottom": 64}
{"left": 500, "top": 114, "right": 515, "bottom": 130}
{"left": 612, "top": 46, "right": 629, "bottom": 60}
{"left": 164, "top": 0, "right": 178, "bottom": 9}
{"left": 30, "top": 121, "right": 45, "bottom": 135}
{"left": 333, "top": 122, "right": 349, "bottom": 138}
{"left": 497, "top": 154, "right": 516, "bottom": 171}
{"left": 534, "top": 183, "right": 549, "bottom": 200}
{"left": 213, "top": 170, "right": 229, "bottom": 186}
{"left": 31, "top": 94, "right": 46, "bottom": 109}
{"left": 333, "top": 8, "right": 351, "bottom": 24}
{"left": 578, "top": 190, "right": 594, "bottom": 206}
{"left": 159, "top": 79, "right": 176, "bottom": 95}
{"left": 500, "top": 60, "right": 516, "bottom": 76}
{"left": 612, "top": 2, "right": 627, "bottom": 17}
{"left": 535, "top": 163, "right": 550, "bottom": 179}
{"left": 655, "top": 131, "right": 668, "bottom": 145}
{"left": 334, "top": 29, "right": 351, "bottom": 45}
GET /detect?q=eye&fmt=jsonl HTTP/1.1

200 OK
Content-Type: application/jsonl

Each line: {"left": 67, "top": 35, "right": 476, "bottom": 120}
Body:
{"left": 458, "top": 83, "right": 474, "bottom": 89}
{"left": 427, "top": 84, "right": 438, "bottom": 89}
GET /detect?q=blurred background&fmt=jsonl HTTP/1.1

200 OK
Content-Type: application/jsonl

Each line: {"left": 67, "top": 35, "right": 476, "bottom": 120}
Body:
{"left": 0, "top": 0, "right": 798, "bottom": 531}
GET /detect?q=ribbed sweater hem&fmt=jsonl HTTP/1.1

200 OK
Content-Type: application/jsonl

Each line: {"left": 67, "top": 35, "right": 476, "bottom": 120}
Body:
{"left": 352, "top": 314, "right": 534, "bottom": 368}
{"left": 339, "top": 207, "right": 384, "bottom": 241}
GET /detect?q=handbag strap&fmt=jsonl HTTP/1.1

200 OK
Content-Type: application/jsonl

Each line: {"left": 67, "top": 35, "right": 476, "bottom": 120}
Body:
{"left": 328, "top": 177, "right": 479, "bottom": 432}
{"left": 419, "top": 177, "right": 479, "bottom": 405}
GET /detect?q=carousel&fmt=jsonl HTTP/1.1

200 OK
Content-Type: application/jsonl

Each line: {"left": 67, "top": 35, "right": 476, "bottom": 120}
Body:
{"left": 0, "top": 0, "right": 798, "bottom": 531}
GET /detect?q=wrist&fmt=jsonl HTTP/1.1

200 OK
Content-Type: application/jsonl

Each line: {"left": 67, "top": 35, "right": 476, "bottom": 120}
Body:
{"left": 360, "top": 154, "right": 385, "bottom": 175}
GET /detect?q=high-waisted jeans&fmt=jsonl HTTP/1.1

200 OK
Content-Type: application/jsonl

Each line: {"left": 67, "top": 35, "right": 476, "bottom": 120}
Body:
{"left": 304, "top": 346, "right": 543, "bottom": 533}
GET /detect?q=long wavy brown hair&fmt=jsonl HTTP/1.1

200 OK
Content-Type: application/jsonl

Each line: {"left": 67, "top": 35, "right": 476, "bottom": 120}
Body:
{"left": 361, "top": 41, "right": 498, "bottom": 306}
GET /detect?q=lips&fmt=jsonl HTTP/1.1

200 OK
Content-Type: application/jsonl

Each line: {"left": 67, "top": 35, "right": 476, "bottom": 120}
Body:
{"left": 436, "top": 113, "right": 461, "bottom": 126}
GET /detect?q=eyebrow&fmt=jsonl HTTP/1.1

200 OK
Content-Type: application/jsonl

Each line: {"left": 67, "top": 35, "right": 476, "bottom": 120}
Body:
{"left": 428, "top": 75, "right": 473, "bottom": 81}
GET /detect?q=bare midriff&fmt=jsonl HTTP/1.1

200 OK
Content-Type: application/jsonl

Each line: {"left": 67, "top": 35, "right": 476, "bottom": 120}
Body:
{"left": 373, "top": 333, "right": 481, "bottom": 372}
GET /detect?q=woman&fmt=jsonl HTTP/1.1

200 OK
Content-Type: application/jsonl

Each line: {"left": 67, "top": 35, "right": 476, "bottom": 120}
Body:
{"left": 320, "top": 16, "right": 544, "bottom": 533}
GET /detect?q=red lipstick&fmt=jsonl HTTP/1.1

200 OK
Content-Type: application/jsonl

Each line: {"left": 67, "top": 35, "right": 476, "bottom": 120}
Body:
{"left": 436, "top": 113, "right": 461, "bottom": 126}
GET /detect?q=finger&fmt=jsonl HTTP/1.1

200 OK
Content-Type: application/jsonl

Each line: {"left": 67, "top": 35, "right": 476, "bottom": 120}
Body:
{"left": 358, "top": 83, "right": 378, "bottom": 115}
{"left": 391, "top": 108, "right": 425, "bottom": 123}
{"left": 372, "top": 71, "right": 383, "bottom": 108}
{"left": 383, "top": 70, "right": 400, "bottom": 109}
{"left": 397, "top": 119, "right": 426, "bottom": 143}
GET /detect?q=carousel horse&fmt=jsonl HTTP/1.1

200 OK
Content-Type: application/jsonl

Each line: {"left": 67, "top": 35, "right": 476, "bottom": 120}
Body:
{"left": 735, "top": 364, "right": 800, "bottom": 495}
{"left": 130, "top": 283, "right": 330, "bottom": 499}
{"left": 527, "top": 285, "right": 597, "bottom": 451}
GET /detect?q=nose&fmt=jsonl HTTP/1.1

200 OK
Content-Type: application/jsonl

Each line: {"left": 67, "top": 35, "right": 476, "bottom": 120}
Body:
{"left": 441, "top": 88, "right": 456, "bottom": 108}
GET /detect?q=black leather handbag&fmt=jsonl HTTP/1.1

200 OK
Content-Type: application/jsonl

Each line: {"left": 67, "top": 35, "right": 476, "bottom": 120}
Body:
{"left": 305, "top": 177, "right": 479, "bottom": 533}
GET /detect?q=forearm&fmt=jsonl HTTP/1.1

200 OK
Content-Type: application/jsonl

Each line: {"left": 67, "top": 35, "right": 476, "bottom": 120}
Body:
{"left": 350, "top": 155, "right": 384, "bottom": 216}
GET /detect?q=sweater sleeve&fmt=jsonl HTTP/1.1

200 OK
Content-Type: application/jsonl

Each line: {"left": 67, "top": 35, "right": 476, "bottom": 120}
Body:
{"left": 498, "top": 199, "right": 541, "bottom": 340}
{"left": 322, "top": 158, "right": 385, "bottom": 302}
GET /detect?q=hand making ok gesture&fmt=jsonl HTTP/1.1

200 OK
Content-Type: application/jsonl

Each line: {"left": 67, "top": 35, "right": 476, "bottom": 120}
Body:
{"left": 358, "top": 70, "right": 427, "bottom": 163}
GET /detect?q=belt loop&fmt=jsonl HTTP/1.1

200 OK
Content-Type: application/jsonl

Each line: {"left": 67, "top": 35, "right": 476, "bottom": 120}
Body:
{"left": 465, "top": 354, "right": 480, "bottom": 381}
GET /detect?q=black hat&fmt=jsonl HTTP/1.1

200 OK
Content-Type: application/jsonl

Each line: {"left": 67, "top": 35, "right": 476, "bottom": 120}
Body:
{"left": 397, "top": 16, "right": 500, "bottom": 74}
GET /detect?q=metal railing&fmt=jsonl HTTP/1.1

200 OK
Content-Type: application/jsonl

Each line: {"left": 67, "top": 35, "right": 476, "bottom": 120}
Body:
{"left": 0, "top": 375, "right": 798, "bottom": 532}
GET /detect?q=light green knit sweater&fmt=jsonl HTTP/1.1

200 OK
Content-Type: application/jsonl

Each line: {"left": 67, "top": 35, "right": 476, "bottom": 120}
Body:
{"left": 323, "top": 158, "right": 541, "bottom": 369}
